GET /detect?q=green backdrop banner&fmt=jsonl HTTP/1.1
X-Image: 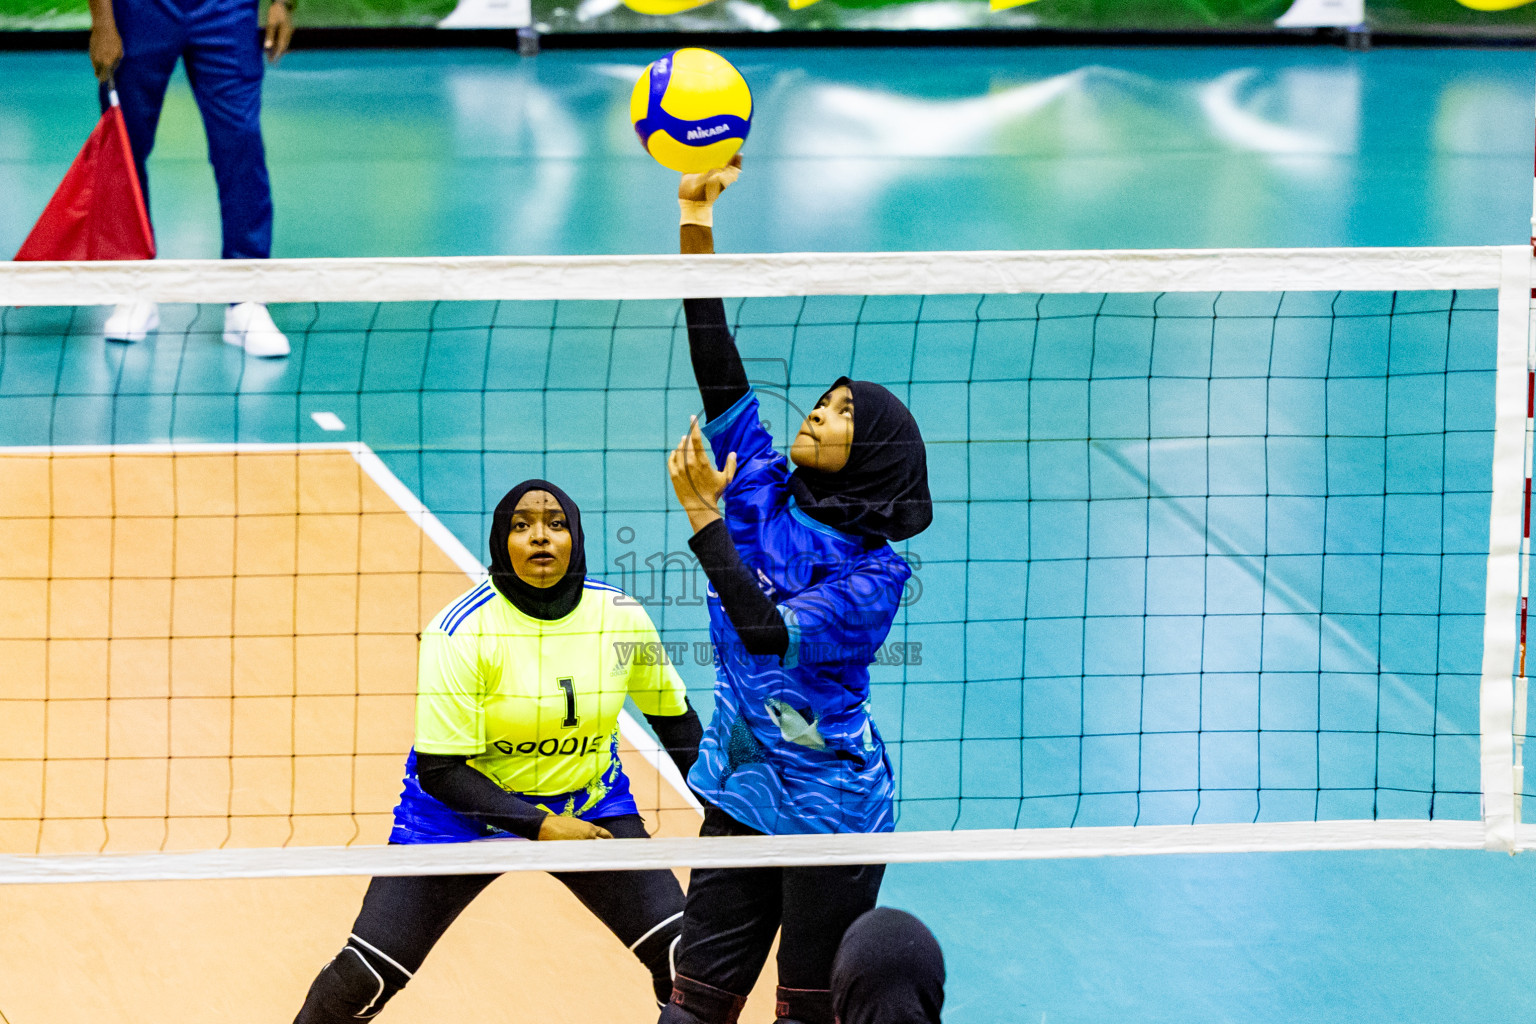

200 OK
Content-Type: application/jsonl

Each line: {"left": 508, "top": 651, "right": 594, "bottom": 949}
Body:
{"left": 1, "top": 0, "right": 1531, "bottom": 37}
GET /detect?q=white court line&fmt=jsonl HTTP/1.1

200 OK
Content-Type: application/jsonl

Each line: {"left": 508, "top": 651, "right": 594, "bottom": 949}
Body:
{"left": 311, "top": 412, "right": 347, "bottom": 432}
{"left": 0, "top": 439, "right": 701, "bottom": 817}
{"left": 0, "top": 442, "right": 358, "bottom": 455}
{"left": 340, "top": 442, "right": 489, "bottom": 582}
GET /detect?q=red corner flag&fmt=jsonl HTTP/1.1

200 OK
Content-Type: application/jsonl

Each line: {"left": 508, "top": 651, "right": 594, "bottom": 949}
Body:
{"left": 15, "top": 89, "right": 155, "bottom": 261}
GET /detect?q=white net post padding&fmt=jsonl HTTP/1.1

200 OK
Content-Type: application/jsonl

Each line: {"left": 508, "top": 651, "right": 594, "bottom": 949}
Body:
{"left": 1520, "top": 81, "right": 1536, "bottom": 841}
{"left": 1478, "top": 246, "right": 1530, "bottom": 853}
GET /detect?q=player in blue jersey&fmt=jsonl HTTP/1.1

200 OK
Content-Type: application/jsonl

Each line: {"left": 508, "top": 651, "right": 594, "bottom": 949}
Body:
{"left": 293, "top": 479, "right": 703, "bottom": 1022}
{"left": 659, "top": 158, "right": 933, "bottom": 1024}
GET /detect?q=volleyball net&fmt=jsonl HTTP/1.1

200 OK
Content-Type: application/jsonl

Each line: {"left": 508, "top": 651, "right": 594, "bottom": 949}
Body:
{"left": 0, "top": 245, "right": 1530, "bottom": 883}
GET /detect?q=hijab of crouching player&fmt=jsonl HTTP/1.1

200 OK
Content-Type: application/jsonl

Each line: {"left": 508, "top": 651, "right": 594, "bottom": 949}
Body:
{"left": 832, "top": 909, "right": 945, "bottom": 1024}
{"left": 292, "top": 480, "right": 703, "bottom": 1023}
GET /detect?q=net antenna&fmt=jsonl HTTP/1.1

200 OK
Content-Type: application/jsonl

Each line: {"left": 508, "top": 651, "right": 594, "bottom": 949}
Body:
{"left": 0, "top": 244, "right": 1531, "bottom": 884}
{"left": 1517, "top": 73, "right": 1536, "bottom": 830}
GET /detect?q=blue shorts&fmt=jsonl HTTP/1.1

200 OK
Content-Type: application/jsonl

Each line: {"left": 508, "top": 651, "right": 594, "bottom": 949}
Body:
{"left": 388, "top": 748, "right": 640, "bottom": 845}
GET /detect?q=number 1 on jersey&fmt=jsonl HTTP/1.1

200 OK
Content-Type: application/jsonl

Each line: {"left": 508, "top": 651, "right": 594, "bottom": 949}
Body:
{"left": 557, "top": 676, "right": 579, "bottom": 728}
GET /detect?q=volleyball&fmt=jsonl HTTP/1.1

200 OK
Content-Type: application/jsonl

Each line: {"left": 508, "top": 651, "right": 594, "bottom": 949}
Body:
{"left": 630, "top": 48, "right": 752, "bottom": 174}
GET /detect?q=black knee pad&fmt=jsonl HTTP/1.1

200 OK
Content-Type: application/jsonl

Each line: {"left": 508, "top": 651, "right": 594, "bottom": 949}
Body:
{"left": 293, "top": 942, "right": 408, "bottom": 1023}
{"left": 631, "top": 912, "right": 684, "bottom": 1005}
{"left": 775, "top": 985, "right": 833, "bottom": 1024}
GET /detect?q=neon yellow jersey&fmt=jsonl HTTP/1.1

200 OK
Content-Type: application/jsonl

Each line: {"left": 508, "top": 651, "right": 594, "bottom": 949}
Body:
{"left": 415, "top": 579, "right": 687, "bottom": 798}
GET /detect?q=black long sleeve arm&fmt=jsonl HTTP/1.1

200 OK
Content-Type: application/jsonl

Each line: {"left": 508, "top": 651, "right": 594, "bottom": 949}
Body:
{"left": 688, "top": 518, "right": 789, "bottom": 658}
{"left": 683, "top": 298, "right": 785, "bottom": 657}
{"left": 645, "top": 700, "right": 703, "bottom": 779}
{"left": 684, "top": 297, "right": 750, "bottom": 421}
{"left": 415, "top": 752, "right": 548, "bottom": 840}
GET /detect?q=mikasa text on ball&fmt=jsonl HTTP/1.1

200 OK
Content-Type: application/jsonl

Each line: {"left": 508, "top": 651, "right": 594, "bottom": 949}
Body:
{"left": 631, "top": 49, "right": 752, "bottom": 174}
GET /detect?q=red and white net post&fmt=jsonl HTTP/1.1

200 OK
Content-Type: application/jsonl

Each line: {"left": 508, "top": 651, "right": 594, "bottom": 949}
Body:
{"left": 1518, "top": 87, "right": 1536, "bottom": 827}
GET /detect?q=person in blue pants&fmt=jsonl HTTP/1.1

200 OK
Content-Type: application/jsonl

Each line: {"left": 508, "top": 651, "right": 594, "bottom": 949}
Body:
{"left": 88, "top": 0, "right": 293, "bottom": 357}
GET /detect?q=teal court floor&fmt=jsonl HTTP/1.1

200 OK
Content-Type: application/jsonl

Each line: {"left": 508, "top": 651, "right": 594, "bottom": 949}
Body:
{"left": 2, "top": 46, "right": 1533, "bottom": 256}
{"left": 3, "top": 43, "right": 1536, "bottom": 1023}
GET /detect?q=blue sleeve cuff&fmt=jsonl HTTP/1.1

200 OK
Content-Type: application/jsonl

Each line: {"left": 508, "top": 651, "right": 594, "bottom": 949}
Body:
{"left": 700, "top": 389, "right": 756, "bottom": 451}
{"left": 777, "top": 602, "right": 801, "bottom": 669}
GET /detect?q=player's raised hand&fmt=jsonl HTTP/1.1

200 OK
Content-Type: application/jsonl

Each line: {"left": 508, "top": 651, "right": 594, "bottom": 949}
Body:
{"left": 679, "top": 154, "right": 742, "bottom": 205}
{"left": 669, "top": 416, "right": 736, "bottom": 531}
{"left": 680, "top": 154, "right": 739, "bottom": 253}
{"left": 537, "top": 814, "right": 613, "bottom": 841}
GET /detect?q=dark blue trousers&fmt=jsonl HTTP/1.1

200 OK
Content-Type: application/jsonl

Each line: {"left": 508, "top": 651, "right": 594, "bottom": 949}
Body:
{"left": 103, "top": 0, "right": 272, "bottom": 259}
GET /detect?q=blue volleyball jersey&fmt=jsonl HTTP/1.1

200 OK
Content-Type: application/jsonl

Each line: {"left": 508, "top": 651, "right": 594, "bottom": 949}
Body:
{"left": 689, "top": 390, "right": 910, "bottom": 835}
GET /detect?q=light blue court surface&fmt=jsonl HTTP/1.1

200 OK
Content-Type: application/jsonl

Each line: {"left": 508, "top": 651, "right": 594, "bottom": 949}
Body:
{"left": 4, "top": 45, "right": 1536, "bottom": 1024}
{"left": 1, "top": 47, "right": 1533, "bottom": 255}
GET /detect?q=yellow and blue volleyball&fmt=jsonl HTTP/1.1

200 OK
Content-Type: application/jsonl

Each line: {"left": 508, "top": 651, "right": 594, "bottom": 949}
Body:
{"left": 630, "top": 49, "right": 752, "bottom": 174}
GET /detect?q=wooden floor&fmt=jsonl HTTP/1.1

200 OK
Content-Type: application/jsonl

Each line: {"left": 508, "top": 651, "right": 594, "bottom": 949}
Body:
{"left": 0, "top": 448, "right": 775, "bottom": 1024}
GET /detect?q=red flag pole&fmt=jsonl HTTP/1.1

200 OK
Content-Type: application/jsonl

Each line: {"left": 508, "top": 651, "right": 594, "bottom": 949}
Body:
{"left": 104, "top": 79, "right": 155, "bottom": 261}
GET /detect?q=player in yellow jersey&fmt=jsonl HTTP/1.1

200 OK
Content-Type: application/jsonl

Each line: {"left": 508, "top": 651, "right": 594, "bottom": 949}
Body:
{"left": 293, "top": 479, "right": 703, "bottom": 1023}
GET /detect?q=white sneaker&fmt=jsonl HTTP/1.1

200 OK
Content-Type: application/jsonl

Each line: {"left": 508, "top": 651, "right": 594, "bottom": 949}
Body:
{"left": 223, "top": 302, "right": 290, "bottom": 358}
{"left": 104, "top": 300, "right": 159, "bottom": 343}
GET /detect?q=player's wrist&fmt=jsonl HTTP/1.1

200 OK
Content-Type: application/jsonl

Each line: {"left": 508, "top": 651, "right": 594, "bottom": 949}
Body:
{"left": 685, "top": 505, "right": 723, "bottom": 533}
{"left": 679, "top": 198, "right": 714, "bottom": 228}
{"left": 680, "top": 223, "right": 714, "bottom": 255}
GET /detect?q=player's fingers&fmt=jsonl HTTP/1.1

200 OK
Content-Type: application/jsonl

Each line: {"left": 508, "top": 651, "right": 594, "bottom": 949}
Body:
{"left": 264, "top": 17, "right": 276, "bottom": 51}
{"left": 723, "top": 451, "right": 737, "bottom": 487}
{"left": 688, "top": 417, "right": 710, "bottom": 461}
{"left": 92, "top": 44, "right": 119, "bottom": 81}
{"left": 678, "top": 170, "right": 707, "bottom": 202}
{"left": 276, "top": 21, "right": 294, "bottom": 61}
{"left": 682, "top": 435, "right": 711, "bottom": 500}
{"left": 713, "top": 161, "right": 741, "bottom": 191}
{"left": 673, "top": 438, "right": 697, "bottom": 488}
{"left": 592, "top": 826, "right": 614, "bottom": 839}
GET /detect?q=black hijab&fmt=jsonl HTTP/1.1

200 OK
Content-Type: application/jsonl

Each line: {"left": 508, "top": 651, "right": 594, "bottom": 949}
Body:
{"left": 488, "top": 479, "right": 587, "bottom": 621}
{"left": 831, "top": 908, "right": 946, "bottom": 1024}
{"left": 789, "top": 377, "right": 932, "bottom": 543}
